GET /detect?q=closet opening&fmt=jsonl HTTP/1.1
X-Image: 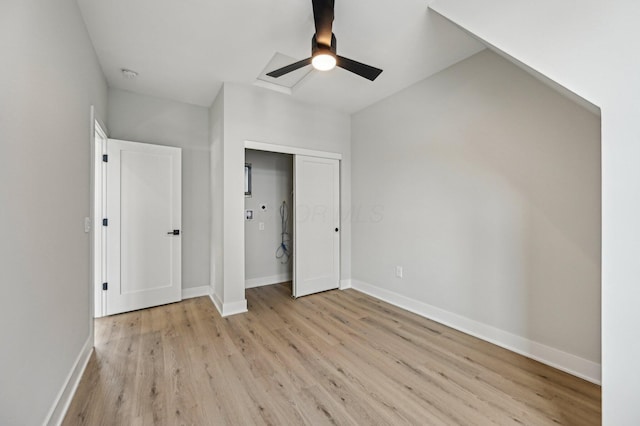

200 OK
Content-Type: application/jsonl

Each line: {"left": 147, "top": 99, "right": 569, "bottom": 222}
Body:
{"left": 244, "top": 149, "right": 294, "bottom": 294}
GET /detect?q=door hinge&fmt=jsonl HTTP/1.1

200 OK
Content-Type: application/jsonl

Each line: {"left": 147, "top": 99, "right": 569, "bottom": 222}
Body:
{"left": 102, "top": 218, "right": 108, "bottom": 226}
{"left": 102, "top": 282, "right": 108, "bottom": 291}
{"left": 102, "top": 154, "right": 108, "bottom": 162}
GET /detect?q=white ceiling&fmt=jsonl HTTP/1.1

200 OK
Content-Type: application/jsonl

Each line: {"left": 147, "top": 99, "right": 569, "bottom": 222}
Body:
{"left": 77, "top": 0, "right": 484, "bottom": 113}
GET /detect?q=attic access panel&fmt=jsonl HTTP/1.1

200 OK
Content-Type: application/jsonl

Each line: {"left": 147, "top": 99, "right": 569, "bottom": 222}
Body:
{"left": 255, "top": 52, "right": 313, "bottom": 94}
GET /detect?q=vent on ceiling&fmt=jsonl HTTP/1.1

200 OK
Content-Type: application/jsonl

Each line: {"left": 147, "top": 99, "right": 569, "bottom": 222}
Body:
{"left": 255, "top": 52, "right": 313, "bottom": 95}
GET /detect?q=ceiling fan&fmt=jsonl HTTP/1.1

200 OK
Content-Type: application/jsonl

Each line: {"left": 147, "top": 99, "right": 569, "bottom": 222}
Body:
{"left": 266, "top": 0, "right": 383, "bottom": 81}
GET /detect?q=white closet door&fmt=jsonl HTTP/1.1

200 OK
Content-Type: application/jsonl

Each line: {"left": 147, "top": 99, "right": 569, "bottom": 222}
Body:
{"left": 105, "top": 139, "right": 182, "bottom": 315}
{"left": 294, "top": 155, "right": 340, "bottom": 297}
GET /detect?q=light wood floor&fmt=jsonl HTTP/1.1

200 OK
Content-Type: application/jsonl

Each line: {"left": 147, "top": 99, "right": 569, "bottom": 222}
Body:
{"left": 63, "top": 283, "right": 601, "bottom": 425}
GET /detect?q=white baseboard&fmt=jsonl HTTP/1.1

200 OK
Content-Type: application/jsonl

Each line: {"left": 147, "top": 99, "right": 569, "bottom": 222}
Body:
{"left": 221, "top": 299, "right": 248, "bottom": 316}
{"left": 209, "top": 290, "right": 223, "bottom": 314}
{"left": 351, "top": 279, "right": 601, "bottom": 385}
{"left": 340, "top": 279, "right": 353, "bottom": 290}
{"left": 245, "top": 273, "right": 292, "bottom": 289}
{"left": 182, "top": 285, "right": 210, "bottom": 299}
{"left": 209, "top": 289, "right": 248, "bottom": 317}
{"left": 44, "top": 336, "right": 94, "bottom": 425}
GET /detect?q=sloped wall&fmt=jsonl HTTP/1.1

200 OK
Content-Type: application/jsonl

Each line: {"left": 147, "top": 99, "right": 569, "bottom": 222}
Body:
{"left": 428, "top": 2, "right": 640, "bottom": 422}
{"left": 352, "top": 50, "right": 601, "bottom": 380}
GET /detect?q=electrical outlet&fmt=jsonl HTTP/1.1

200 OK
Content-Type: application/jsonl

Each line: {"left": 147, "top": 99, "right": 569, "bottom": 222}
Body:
{"left": 259, "top": 222, "right": 265, "bottom": 231}
{"left": 395, "top": 266, "right": 403, "bottom": 278}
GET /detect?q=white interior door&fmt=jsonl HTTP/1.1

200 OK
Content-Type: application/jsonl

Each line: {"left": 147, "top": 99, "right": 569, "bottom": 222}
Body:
{"left": 106, "top": 139, "right": 182, "bottom": 315}
{"left": 294, "top": 155, "right": 340, "bottom": 297}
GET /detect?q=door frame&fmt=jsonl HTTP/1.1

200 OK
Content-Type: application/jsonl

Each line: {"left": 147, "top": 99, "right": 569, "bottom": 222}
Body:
{"left": 92, "top": 116, "right": 108, "bottom": 318}
{"left": 242, "top": 141, "right": 342, "bottom": 300}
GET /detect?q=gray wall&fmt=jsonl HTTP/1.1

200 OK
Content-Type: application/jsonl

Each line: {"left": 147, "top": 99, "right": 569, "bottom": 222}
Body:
{"left": 0, "top": 0, "right": 108, "bottom": 424}
{"left": 351, "top": 50, "right": 601, "bottom": 364}
{"left": 107, "top": 88, "right": 210, "bottom": 289}
{"left": 244, "top": 150, "right": 293, "bottom": 285}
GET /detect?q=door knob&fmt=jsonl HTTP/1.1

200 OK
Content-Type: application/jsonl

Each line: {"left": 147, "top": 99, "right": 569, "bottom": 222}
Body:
{"left": 167, "top": 230, "right": 180, "bottom": 235}
{"left": 335, "top": 228, "right": 339, "bottom": 232}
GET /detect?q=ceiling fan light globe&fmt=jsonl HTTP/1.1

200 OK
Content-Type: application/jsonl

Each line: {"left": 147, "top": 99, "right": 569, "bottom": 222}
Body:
{"left": 312, "top": 53, "right": 336, "bottom": 71}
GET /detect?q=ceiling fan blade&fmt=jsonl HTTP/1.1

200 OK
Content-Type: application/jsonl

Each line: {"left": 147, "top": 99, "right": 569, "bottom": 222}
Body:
{"left": 312, "top": 0, "right": 334, "bottom": 47}
{"left": 266, "top": 57, "right": 313, "bottom": 78}
{"left": 336, "top": 55, "right": 383, "bottom": 81}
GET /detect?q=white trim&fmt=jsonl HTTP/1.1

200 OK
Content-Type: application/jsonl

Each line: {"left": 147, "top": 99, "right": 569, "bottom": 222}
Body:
{"left": 182, "top": 285, "right": 210, "bottom": 299}
{"left": 209, "top": 290, "right": 223, "bottom": 315}
{"left": 245, "top": 273, "right": 292, "bottom": 289}
{"left": 209, "top": 290, "right": 248, "bottom": 317}
{"left": 44, "top": 337, "right": 93, "bottom": 426}
{"left": 221, "top": 300, "right": 248, "bottom": 317}
{"left": 92, "top": 116, "right": 107, "bottom": 319}
{"left": 351, "top": 279, "right": 602, "bottom": 385}
{"left": 339, "top": 279, "right": 353, "bottom": 290}
{"left": 244, "top": 140, "right": 342, "bottom": 160}
{"left": 89, "top": 106, "right": 97, "bottom": 324}
{"left": 94, "top": 120, "right": 107, "bottom": 141}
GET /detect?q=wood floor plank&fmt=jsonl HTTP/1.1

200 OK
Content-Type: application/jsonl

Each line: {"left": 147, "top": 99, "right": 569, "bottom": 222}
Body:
{"left": 63, "top": 284, "right": 601, "bottom": 425}
{"left": 131, "top": 331, "right": 166, "bottom": 425}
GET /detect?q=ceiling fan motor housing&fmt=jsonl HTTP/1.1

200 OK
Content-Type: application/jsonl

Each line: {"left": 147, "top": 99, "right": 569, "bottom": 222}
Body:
{"left": 312, "top": 33, "right": 337, "bottom": 57}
